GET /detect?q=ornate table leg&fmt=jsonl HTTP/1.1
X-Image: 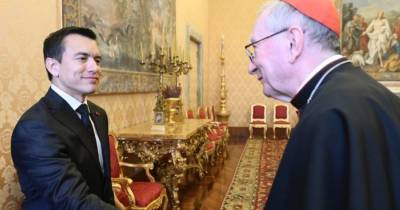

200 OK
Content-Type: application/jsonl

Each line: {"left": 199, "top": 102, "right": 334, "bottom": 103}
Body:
{"left": 157, "top": 149, "right": 186, "bottom": 210}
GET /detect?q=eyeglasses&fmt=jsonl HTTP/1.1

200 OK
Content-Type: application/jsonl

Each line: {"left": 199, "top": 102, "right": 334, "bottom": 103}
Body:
{"left": 245, "top": 28, "right": 288, "bottom": 63}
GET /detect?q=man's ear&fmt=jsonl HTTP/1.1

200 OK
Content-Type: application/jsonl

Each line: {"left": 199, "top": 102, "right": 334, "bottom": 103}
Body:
{"left": 45, "top": 57, "right": 60, "bottom": 78}
{"left": 287, "top": 26, "right": 304, "bottom": 63}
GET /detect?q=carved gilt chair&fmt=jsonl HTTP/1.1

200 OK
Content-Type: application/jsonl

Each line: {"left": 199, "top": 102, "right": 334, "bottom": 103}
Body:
{"left": 108, "top": 134, "right": 168, "bottom": 210}
{"left": 197, "top": 106, "right": 208, "bottom": 119}
{"left": 186, "top": 108, "right": 195, "bottom": 119}
{"left": 249, "top": 103, "right": 267, "bottom": 139}
{"left": 208, "top": 105, "right": 229, "bottom": 158}
{"left": 196, "top": 105, "right": 227, "bottom": 164}
{"left": 272, "top": 104, "right": 291, "bottom": 139}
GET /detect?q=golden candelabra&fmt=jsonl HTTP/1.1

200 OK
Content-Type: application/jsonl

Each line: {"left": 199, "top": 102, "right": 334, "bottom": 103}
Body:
{"left": 217, "top": 35, "right": 230, "bottom": 124}
{"left": 140, "top": 42, "right": 191, "bottom": 125}
{"left": 169, "top": 50, "right": 191, "bottom": 123}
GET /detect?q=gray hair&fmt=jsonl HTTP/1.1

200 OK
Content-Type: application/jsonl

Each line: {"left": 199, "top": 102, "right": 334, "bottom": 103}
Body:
{"left": 261, "top": 0, "right": 339, "bottom": 52}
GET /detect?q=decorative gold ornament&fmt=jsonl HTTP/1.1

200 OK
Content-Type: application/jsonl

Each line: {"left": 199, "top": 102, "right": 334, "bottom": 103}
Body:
{"left": 139, "top": 40, "right": 191, "bottom": 126}
{"left": 217, "top": 35, "right": 230, "bottom": 124}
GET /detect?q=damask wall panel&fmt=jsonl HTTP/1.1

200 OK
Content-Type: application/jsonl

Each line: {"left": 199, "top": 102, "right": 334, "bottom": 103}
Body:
{"left": 0, "top": 1, "right": 60, "bottom": 208}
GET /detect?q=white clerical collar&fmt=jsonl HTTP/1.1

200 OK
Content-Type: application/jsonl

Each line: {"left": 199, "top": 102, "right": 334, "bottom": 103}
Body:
{"left": 50, "top": 84, "right": 88, "bottom": 111}
{"left": 296, "top": 54, "right": 345, "bottom": 95}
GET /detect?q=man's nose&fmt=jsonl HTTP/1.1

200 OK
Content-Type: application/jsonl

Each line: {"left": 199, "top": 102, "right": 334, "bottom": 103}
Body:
{"left": 87, "top": 57, "right": 100, "bottom": 72}
{"left": 248, "top": 62, "right": 258, "bottom": 75}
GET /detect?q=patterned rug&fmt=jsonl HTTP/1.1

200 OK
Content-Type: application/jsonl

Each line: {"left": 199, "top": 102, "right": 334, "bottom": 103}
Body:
{"left": 220, "top": 138, "right": 287, "bottom": 210}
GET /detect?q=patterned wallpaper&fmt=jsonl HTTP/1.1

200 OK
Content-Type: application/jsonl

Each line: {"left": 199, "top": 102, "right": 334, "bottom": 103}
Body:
{"left": 0, "top": 1, "right": 58, "bottom": 208}
{"left": 0, "top": 0, "right": 299, "bottom": 208}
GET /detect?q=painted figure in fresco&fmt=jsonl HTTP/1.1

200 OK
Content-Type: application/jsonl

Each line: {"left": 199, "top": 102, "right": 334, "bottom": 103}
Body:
{"left": 383, "top": 54, "right": 400, "bottom": 72}
{"left": 363, "top": 11, "right": 392, "bottom": 66}
{"left": 383, "top": 34, "right": 400, "bottom": 72}
{"left": 342, "top": 2, "right": 357, "bottom": 27}
{"left": 343, "top": 14, "right": 362, "bottom": 54}
{"left": 394, "top": 16, "right": 400, "bottom": 40}
{"left": 11, "top": 27, "right": 117, "bottom": 210}
{"left": 358, "top": 15, "right": 369, "bottom": 53}
{"left": 392, "top": 33, "right": 400, "bottom": 55}
{"left": 349, "top": 50, "right": 366, "bottom": 67}
{"left": 82, "top": 0, "right": 133, "bottom": 60}
{"left": 385, "top": 33, "right": 400, "bottom": 56}
{"left": 247, "top": 0, "right": 400, "bottom": 210}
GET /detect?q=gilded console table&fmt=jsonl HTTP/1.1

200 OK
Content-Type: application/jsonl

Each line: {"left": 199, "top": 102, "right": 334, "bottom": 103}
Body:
{"left": 116, "top": 119, "right": 210, "bottom": 210}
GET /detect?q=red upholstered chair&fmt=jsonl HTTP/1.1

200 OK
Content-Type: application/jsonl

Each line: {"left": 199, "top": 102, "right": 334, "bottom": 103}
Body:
{"left": 108, "top": 135, "right": 168, "bottom": 210}
{"left": 204, "top": 121, "right": 223, "bottom": 166}
{"left": 197, "top": 106, "right": 208, "bottom": 119}
{"left": 273, "top": 104, "right": 291, "bottom": 139}
{"left": 206, "top": 106, "right": 225, "bottom": 135}
{"left": 249, "top": 104, "right": 267, "bottom": 139}
{"left": 197, "top": 105, "right": 228, "bottom": 164}
{"left": 208, "top": 105, "right": 230, "bottom": 160}
{"left": 204, "top": 138, "right": 217, "bottom": 168}
{"left": 186, "top": 108, "right": 195, "bottom": 119}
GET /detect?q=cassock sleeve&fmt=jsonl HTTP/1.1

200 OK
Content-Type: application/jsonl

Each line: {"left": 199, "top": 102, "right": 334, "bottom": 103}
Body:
{"left": 265, "top": 109, "right": 349, "bottom": 210}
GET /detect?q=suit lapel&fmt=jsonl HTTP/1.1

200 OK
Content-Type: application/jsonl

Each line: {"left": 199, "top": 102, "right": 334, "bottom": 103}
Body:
{"left": 43, "top": 89, "right": 103, "bottom": 174}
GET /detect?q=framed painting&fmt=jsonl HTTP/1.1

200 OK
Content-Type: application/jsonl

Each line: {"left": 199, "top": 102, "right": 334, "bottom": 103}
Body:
{"left": 340, "top": 0, "right": 400, "bottom": 81}
{"left": 153, "top": 111, "right": 165, "bottom": 125}
{"left": 62, "top": 0, "right": 176, "bottom": 93}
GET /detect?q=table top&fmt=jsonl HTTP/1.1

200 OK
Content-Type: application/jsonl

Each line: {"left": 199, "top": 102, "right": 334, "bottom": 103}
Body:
{"left": 116, "top": 119, "right": 210, "bottom": 141}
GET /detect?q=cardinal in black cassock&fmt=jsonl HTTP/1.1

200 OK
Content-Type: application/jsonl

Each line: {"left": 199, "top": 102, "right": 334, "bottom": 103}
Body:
{"left": 265, "top": 57, "right": 400, "bottom": 210}
{"left": 254, "top": 0, "right": 400, "bottom": 210}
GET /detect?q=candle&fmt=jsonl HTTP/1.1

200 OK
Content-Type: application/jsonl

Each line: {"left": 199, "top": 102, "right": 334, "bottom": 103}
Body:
{"left": 140, "top": 42, "right": 144, "bottom": 62}
{"left": 220, "top": 34, "right": 224, "bottom": 57}
{"left": 173, "top": 38, "right": 177, "bottom": 57}
{"left": 152, "top": 40, "right": 156, "bottom": 57}
{"left": 161, "top": 24, "right": 165, "bottom": 50}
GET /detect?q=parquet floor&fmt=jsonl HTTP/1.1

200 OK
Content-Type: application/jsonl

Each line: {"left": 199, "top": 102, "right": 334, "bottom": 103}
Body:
{"left": 179, "top": 137, "right": 247, "bottom": 210}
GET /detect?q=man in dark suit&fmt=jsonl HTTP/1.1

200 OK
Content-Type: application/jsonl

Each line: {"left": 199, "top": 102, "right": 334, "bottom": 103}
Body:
{"left": 11, "top": 27, "right": 118, "bottom": 209}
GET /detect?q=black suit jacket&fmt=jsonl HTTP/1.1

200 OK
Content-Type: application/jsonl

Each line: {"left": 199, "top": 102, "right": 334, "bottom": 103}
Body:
{"left": 11, "top": 88, "right": 117, "bottom": 210}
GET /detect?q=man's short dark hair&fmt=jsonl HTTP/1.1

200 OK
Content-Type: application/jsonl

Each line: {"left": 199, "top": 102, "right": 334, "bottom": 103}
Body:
{"left": 43, "top": 26, "right": 97, "bottom": 81}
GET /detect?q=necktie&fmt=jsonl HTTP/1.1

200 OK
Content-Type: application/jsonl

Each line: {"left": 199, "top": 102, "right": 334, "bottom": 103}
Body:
{"left": 76, "top": 104, "right": 94, "bottom": 135}
{"left": 76, "top": 104, "right": 105, "bottom": 173}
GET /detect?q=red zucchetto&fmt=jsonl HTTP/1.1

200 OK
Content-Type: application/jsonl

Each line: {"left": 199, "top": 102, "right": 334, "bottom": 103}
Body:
{"left": 282, "top": 0, "right": 340, "bottom": 35}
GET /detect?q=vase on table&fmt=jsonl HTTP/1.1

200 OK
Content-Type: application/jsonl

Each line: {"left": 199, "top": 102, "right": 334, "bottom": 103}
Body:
{"left": 164, "top": 97, "right": 180, "bottom": 125}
